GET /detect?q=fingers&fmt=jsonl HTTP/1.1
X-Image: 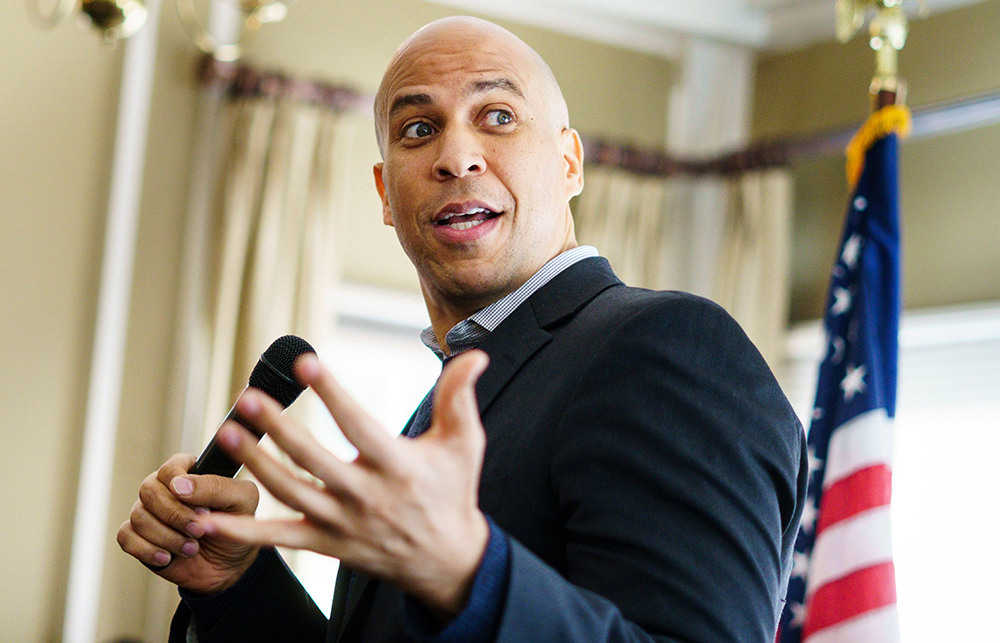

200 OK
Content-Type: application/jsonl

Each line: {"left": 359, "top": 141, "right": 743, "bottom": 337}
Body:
{"left": 233, "top": 390, "right": 357, "bottom": 495}
{"left": 213, "top": 421, "right": 347, "bottom": 529}
{"left": 139, "top": 467, "right": 205, "bottom": 540}
{"left": 168, "top": 471, "right": 260, "bottom": 516}
{"left": 151, "top": 450, "right": 259, "bottom": 516}
{"left": 122, "top": 499, "right": 199, "bottom": 565}
{"left": 122, "top": 452, "right": 259, "bottom": 565}
{"left": 118, "top": 518, "right": 174, "bottom": 568}
{"left": 156, "top": 452, "right": 196, "bottom": 487}
{"left": 200, "top": 513, "right": 341, "bottom": 554}
{"left": 294, "top": 354, "right": 398, "bottom": 469}
{"left": 122, "top": 456, "right": 204, "bottom": 568}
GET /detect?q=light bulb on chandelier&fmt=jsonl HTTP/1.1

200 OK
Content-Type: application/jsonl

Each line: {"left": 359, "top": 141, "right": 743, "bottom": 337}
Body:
{"left": 24, "top": 0, "right": 294, "bottom": 55}
{"left": 25, "top": 0, "right": 149, "bottom": 43}
{"left": 177, "top": 0, "right": 297, "bottom": 61}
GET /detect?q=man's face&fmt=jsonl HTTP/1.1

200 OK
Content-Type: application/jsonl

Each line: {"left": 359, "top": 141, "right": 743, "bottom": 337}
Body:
{"left": 374, "top": 23, "right": 583, "bottom": 313}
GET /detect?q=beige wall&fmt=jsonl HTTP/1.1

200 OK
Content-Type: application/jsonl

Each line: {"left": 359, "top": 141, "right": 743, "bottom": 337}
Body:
{"left": 0, "top": 8, "right": 120, "bottom": 642}
{"left": 755, "top": 0, "right": 1000, "bottom": 321}
{"left": 0, "top": 2, "right": 674, "bottom": 641}
{"left": 1, "top": 5, "right": 201, "bottom": 642}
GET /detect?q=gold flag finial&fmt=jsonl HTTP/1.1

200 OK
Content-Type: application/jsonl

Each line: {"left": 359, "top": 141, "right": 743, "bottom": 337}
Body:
{"left": 834, "top": 0, "right": 919, "bottom": 106}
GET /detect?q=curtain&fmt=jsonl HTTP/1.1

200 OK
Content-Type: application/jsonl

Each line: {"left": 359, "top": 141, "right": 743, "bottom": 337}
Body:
{"left": 574, "top": 165, "right": 793, "bottom": 369}
{"left": 199, "top": 95, "right": 355, "bottom": 440}
{"left": 573, "top": 166, "right": 686, "bottom": 290}
{"left": 713, "top": 169, "right": 793, "bottom": 367}
{"left": 146, "top": 87, "right": 360, "bottom": 634}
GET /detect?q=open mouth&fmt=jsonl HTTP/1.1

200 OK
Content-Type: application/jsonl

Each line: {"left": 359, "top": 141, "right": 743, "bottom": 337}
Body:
{"left": 435, "top": 207, "right": 501, "bottom": 231}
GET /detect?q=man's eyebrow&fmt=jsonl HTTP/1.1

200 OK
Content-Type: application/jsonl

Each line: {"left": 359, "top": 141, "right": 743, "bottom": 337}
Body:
{"left": 388, "top": 92, "right": 433, "bottom": 119}
{"left": 387, "top": 79, "right": 523, "bottom": 120}
{"left": 469, "top": 78, "right": 523, "bottom": 97}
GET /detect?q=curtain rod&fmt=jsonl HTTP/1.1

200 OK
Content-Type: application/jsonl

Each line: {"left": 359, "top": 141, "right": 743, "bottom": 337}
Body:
{"left": 198, "top": 54, "right": 374, "bottom": 114}
{"left": 194, "top": 54, "right": 1000, "bottom": 178}
{"left": 582, "top": 88, "right": 1000, "bottom": 178}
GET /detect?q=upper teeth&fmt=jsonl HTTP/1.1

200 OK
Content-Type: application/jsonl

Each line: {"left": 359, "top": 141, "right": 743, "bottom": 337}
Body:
{"left": 441, "top": 207, "right": 491, "bottom": 221}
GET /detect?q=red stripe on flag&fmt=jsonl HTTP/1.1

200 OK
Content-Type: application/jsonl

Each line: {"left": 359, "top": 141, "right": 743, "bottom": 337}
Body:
{"left": 816, "top": 464, "right": 892, "bottom": 535}
{"left": 802, "top": 562, "right": 897, "bottom": 639}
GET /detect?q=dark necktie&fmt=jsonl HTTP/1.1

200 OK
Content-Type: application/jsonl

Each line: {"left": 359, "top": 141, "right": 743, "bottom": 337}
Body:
{"left": 404, "top": 387, "right": 435, "bottom": 438}
{"left": 405, "top": 355, "right": 455, "bottom": 439}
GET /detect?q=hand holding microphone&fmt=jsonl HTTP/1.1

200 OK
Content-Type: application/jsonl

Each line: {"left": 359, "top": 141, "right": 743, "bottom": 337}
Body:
{"left": 117, "top": 335, "right": 314, "bottom": 592}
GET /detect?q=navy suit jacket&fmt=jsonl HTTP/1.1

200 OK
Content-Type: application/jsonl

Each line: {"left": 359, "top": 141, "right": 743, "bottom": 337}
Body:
{"left": 172, "top": 257, "right": 807, "bottom": 643}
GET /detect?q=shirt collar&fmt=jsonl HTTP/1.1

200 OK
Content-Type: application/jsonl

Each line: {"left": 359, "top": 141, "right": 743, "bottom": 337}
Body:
{"left": 420, "top": 246, "right": 598, "bottom": 360}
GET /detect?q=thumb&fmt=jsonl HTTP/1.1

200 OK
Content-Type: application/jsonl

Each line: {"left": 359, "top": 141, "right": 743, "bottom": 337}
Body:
{"left": 170, "top": 470, "right": 260, "bottom": 516}
{"left": 428, "top": 350, "right": 489, "bottom": 444}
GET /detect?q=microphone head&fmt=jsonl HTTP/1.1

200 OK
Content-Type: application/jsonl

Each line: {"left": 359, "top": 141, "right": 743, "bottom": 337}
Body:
{"left": 249, "top": 335, "right": 316, "bottom": 407}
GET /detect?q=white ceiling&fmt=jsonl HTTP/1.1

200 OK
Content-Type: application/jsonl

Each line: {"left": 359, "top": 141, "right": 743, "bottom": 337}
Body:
{"left": 427, "top": 0, "right": 986, "bottom": 57}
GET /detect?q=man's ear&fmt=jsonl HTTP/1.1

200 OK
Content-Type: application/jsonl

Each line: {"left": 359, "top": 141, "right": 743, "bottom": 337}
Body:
{"left": 373, "top": 163, "right": 393, "bottom": 227}
{"left": 561, "top": 128, "right": 584, "bottom": 199}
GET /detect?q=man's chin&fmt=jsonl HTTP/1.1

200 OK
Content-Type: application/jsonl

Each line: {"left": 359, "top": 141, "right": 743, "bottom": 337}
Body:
{"left": 425, "top": 268, "right": 518, "bottom": 309}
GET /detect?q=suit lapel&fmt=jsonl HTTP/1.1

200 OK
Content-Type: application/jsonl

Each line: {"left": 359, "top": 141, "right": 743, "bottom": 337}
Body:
{"left": 331, "top": 568, "right": 376, "bottom": 642}
{"left": 529, "top": 256, "right": 621, "bottom": 327}
{"left": 473, "top": 304, "right": 551, "bottom": 416}
{"left": 474, "top": 256, "right": 620, "bottom": 416}
{"left": 327, "top": 565, "right": 354, "bottom": 642}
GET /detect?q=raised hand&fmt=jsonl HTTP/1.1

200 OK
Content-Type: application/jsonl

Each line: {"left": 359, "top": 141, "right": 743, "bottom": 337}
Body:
{"left": 194, "top": 349, "right": 492, "bottom": 620}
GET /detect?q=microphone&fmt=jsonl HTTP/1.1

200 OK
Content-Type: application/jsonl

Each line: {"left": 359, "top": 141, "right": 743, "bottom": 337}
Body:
{"left": 144, "top": 335, "right": 315, "bottom": 572}
{"left": 189, "top": 334, "right": 316, "bottom": 477}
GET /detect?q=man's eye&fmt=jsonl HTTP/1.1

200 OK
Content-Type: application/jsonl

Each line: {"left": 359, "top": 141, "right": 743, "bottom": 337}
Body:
{"left": 403, "top": 122, "right": 434, "bottom": 139}
{"left": 485, "top": 110, "right": 514, "bottom": 126}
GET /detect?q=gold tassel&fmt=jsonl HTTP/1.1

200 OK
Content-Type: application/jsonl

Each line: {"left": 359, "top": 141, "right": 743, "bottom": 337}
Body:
{"left": 845, "top": 105, "right": 912, "bottom": 189}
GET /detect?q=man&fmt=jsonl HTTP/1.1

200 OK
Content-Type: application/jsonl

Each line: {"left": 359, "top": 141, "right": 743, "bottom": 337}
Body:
{"left": 118, "top": 16, "right": 807, "bottom": 643}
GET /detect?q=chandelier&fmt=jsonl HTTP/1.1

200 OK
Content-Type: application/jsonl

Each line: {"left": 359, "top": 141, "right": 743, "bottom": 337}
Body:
{"left": 25, "top": 0, "right": 294, "bottom": 56}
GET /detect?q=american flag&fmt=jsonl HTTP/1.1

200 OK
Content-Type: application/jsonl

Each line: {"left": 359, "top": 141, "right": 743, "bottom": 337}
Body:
{"left": 777, "top": 110, "right": 907, "bottom": 643}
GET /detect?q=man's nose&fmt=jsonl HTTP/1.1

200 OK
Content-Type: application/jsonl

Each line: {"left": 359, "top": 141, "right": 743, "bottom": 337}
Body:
{"left": 432, "top": 127, "right": 486, "bottom": 180}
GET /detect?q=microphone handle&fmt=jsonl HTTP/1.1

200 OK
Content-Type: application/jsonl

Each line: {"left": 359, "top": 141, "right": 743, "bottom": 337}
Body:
{"left": 188, "top": 389, "right": 265, "bottom": 477}
{"left": 142, "top": 390, "right": 265, "bottom": 573}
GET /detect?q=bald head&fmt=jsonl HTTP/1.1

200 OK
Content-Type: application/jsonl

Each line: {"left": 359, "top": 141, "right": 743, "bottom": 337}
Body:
{"left": 369, "top": 15, "right": 585, "bottom": 333}
{"left": 374, "top": 16, "right": 569, "bottom": 156}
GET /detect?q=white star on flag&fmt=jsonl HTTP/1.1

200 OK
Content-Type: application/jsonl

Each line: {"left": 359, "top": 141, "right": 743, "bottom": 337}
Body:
{"left": 841, "top": 233, "right": 862, "bottom": 269}
{"left": 789, "top": 601, "right": 808, "bottom": 628}
{"left": 799, "top": 495, "right": 818, "bottom": 534}
{"left": 831, "top": 287, "right": 853, "bottom": 315}
{"left": 807, "top": 445, "right": 823, "bottom": 476}
{"left": 840, "top": 364, "right": 867, "bottom": 402}
{"left": 791, "top": 551, "right": 810, "bottom": 580}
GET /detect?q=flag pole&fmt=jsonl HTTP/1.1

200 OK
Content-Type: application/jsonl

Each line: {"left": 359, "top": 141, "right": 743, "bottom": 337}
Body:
{"left": 838, "top": 0, "right": 913, "bottom": 190}
{"left": 835, "top": 0, "right": 911, "bottom": 110}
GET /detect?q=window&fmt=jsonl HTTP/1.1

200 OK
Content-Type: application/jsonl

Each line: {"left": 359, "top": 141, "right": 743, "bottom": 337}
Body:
{"left": 275, "top": 283, "right": 440, "bottom": 614}
{"left": 778, "top": 301, "right": 1000, "bottom": 641}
